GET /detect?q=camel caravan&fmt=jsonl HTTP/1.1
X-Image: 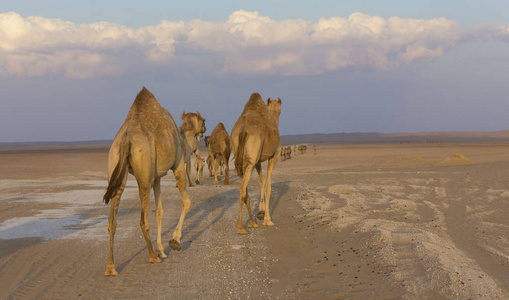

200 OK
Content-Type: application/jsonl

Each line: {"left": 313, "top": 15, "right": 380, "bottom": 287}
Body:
{"left": 103, "top": 88, "right": 282, "bottom": 275}
{"left": 279, "top": 144, "right": 314, "bottom": 161}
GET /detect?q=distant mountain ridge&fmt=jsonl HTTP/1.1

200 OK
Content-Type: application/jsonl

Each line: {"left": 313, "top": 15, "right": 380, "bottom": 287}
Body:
{"left": 281, "top": 130, "right": 509, "bottom": 144}
{"left": 2, "top": 130, "right": 509, "bottom": 147}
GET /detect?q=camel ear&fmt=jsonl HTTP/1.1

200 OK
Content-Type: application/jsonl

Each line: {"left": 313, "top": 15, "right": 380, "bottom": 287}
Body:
{"left": 267, "top": 97, "right": 271, "bottom": 105}
{"left": 182, "top": 111, "right": 186, "bottom": 119}
{"left": 196, "top": 111, "right": 201, "bottom": 118}
{"left": 278, "top": 97, "right": 282, "bottom": 104}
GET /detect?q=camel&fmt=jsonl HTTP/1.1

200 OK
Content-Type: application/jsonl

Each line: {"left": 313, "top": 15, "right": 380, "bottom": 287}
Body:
{"left": 293, "top": 145, "right": 297, "bottom": 156}
{"left": 313, "top": 145, "right": 317, "bottom": 155}
{"left": 231, "top": 93, "right": 282, "bottom": 234}
{"left": 194, "top": 155, "right": 205, "bottom": 184}
{"left": 180, "top": 111, "right": 206, "bottom": 186}
{"left": 103, "top": 87, "right": 192, "bottom": 276}
{"left": 286, "top": 146, "right": 292, "bottom": 160}
{"left": 280, "top": 147, "right": 286, "bottom": 162}
{"left": 205, "top": 123, "right": 232, "bottom": 185}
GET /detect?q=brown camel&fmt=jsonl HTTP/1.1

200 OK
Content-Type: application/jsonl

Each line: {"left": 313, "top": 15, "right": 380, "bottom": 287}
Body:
{"left": 293, "top": 145, "right": 297, "bottom": 155}
{"left": 180, "top": 111, "right": 206, "bottom": 186}
{"left": 313, "top": 145, "right": 317, "bottom": 155}
{"left": 194, "top": 155, "right": 205, "bottom": 184}
{"left": 231, "top": 93, "right": 282, "bottom": 234}
{"left": 205, "top": 123, "right": 232, "bottom": 185}
{"left": 103, "top": 87, "right": 191, "bottom": 276}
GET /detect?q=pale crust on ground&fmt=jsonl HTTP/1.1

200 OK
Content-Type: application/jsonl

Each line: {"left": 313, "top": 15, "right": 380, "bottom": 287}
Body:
{"left": 1, "top": 142, "right": 509, "bottom": 298}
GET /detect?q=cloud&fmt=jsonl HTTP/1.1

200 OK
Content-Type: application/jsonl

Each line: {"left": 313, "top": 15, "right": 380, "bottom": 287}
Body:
{"left": 0, "top": 10, "right": 508, "bottom": 78}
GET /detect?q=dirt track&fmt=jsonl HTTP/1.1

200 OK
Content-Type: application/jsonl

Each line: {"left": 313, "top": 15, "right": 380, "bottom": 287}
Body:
{"left": 1, "top": 143, "right": 509, "bottom": 299}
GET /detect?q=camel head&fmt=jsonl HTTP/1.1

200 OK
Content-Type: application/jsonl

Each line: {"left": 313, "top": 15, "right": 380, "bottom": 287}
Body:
{"left": 181, "top": 111, "right": 206, "bottom": 138}
{"left": 266, "top": 97, "right": 282, "bottom": 124}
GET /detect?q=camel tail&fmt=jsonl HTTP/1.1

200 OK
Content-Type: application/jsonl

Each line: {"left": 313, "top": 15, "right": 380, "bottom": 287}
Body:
{"left": 103, "top": 133, "right": 130, "bottom": 204}
{"left": 234, "top": 131, "right": 247, "bottom": 177}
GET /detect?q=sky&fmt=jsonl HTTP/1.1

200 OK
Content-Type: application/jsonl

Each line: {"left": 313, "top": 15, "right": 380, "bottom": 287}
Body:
{"left": 1, "top": 1, "right": 509, "bottom": 142}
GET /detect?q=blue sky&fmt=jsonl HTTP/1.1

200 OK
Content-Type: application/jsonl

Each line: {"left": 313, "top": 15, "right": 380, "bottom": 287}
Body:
{"left": 1, "top": 1, "right": 509, "bottom": 142}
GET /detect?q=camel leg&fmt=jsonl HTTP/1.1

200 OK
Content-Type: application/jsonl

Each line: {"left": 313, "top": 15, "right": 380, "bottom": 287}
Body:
{"left": 213, "top": 155, "right": 221, "bottom": 184}
{"left": 169, "top": 163, "right": 191, "bottom": 251}
{"left": 153, "top": 177, "right": 167, "bottom": 259}
{"left": 255, "top": 163, "right": 266, "bottom": 220}
{"left": 224, "top": 157, "right": 230, "bottom": 185}
{"left": 263, "top": 153, "right": 279, "bottom": 226}
{"left": 138, "top": 183, "right": 162, "bottom": 263}
{"left": 195, "top": 165, "right": 201, "bottom": 185}
{"left": 186, "top": 160, "right": 193, "bottom": 187}
{"left": 104, "top": 173, "right": 127, "bottom": 276}
{"left": 238, "top": 164, "right": 258, "bottom": 233}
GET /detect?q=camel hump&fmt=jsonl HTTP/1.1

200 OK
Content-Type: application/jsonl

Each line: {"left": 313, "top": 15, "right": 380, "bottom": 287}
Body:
{"left": 136, "top": 87, "right": 155, "bottom": 101}
{"left": 216, "top": 122, "right": 226, "bottom": 131}
{"left": 249, "top": 92, "right": 262, "bottom": 101}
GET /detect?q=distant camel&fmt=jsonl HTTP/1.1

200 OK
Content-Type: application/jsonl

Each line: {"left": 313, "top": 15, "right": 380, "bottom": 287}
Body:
{"left": 231, "top": 93, "right": 281, "bottom": 234}
{"left": 206, "top": 153, "right": 214, "bottom": 177}
{"left": 294, "top": 145, "right": 297, "bottom": 155}
{"left": 280, "top": 147, "right": 286, "bottom": 162}
{"left": 194, "top": 155, "right": 205, "bottom": 184}
{"left": 313, "top": 145, "right": 317, "bottom": 155}
{"left": 205, "top": 123, "right": 232, "bottom": 185}
{"left": 286, "top": 146, "right": 292, "bottom": 160}
{"left": 103, "top": 87, "right": 191, "bottom": 276}
{"left": 180, "top": 111, "right": 206, "bottom": 186}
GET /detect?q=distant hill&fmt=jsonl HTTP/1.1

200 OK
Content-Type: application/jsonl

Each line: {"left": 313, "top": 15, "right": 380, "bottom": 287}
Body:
{"left": 2, "top": 130, "right": 509, "bottom": 148}
{"left": 281, "top": 130, "right": 509, "bottom": 144}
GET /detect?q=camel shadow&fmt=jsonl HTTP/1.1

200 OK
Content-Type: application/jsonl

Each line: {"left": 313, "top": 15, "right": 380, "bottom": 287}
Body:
{"left": 162, "top": 187, "right": 238, "bottom": 253}
{"left": 162, "top": 180, "right": 290, "bottom": 254}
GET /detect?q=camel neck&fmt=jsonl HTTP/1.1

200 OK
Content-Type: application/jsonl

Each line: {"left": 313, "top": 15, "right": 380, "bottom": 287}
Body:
{"left": 182, "top": 130, "right": 199, "bottom": 148}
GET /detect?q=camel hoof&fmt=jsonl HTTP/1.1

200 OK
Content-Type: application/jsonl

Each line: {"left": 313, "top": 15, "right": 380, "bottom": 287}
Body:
{"left": 224, "top": 181, "right": 230, "bottom": 185}
{"left": 248, "top": 221, "right": 259, "bottom": 228}
{"left": 257, "top": 211, "right": 265, "bottom": 220}
{"left": 169, "top": 239, "right": 182, "bottom": 251}
{"left": 237, "top": 228, "right": 249, "bottom": 235}
{"left": 195, "top": 180, "right": 200, "bottom": 185}
{"left": 150, "top": 256, "right": 163, "bottom": 263}
{"left": 104, "top": 268, "right": 118, "bottom": 276}
{"left": 263, "top": 220, "right": 275, "bottom": 226}
{"left": 159, "top": 252, "right": 168, "bottom": 259}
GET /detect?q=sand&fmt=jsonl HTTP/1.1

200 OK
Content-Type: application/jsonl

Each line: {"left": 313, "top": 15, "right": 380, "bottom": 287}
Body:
{"left": 1, "top": 142, "right": 509, "bottom": 299}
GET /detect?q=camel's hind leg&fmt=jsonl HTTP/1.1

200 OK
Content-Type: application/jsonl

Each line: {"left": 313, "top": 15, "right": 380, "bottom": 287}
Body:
{"left": 263, "top": 152, "right": 279, "bottom": 226}
{"left": 255, "top": 163, "right": 266, "bottom": 220}
{"left": 169, "top": 161, "right": 191, "bottom": 251}
{"left": 153, "top": 177, "right": 167, "bottom": 258}
{"left": 213, "top": 155, "right": 221, "bottom": 184}
{"left": 138, "top": 182, "right": 162, "bottom": 263}
{"left": 104, "top": 173, "right": 127, "bottom": 276}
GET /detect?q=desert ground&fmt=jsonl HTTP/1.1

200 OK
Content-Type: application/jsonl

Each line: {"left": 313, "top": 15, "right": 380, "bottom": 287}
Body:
{"left": 1, "top": 142, "right": 509, "bottom": 299}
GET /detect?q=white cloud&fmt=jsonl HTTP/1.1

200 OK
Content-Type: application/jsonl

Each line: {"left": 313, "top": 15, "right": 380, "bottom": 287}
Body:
{"left": 0, "top": 10, "right": 507, "bottom": 78}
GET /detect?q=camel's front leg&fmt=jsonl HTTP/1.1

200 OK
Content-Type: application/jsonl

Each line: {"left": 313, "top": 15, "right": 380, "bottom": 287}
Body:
{"left": 153, "top": 178, "right": 167, "bottom": 258}
{"left": 255, "top": 163, "right": 266, "bottom": 220}
{"left": 169, "top": 164, "right": 191, "bottom": 251}
{"left": 185, "top": 160, "right": 193, "bottom": 187}
{"left": 263, "top": 152, "right": 279, "bottom": 226}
